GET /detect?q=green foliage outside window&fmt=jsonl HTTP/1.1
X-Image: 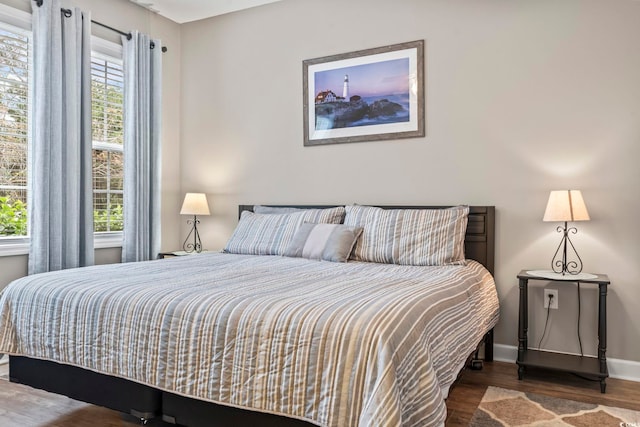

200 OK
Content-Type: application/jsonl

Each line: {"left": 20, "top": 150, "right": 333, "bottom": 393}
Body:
{"left": 0, "top": 197, "right": 123, "bottom": 236}
{"left": 94, "top": 204, "right": 123, "bottom": 232}
{"left": 0, "top": 196, "right": 27, "bottom": 236}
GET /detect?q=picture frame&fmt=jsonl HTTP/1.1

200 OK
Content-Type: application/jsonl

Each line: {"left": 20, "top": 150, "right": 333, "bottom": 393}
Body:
{"left": 303, "top": 40, "right": 424, "bottom": 146}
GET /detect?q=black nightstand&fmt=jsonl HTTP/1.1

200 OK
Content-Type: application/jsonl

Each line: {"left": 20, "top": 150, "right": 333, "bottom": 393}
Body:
{"left": 516, "top": 270, "right": 610, "bottom": 393}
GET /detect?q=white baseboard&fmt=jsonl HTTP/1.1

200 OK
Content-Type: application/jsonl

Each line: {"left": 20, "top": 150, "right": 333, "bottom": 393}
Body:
{"left": 493, "top": 343, "right": 518, "bottom": 363}
{"left": 493, "top": 344, "right": 640, "bottom": 383}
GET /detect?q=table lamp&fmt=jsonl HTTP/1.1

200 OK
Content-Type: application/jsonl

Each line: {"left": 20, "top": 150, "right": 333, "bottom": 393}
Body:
{"left": 180, "top": 193, "right": 210, "bottom": 253}
{"left": 543, "top": 190, "right": 590, "bottom": 275}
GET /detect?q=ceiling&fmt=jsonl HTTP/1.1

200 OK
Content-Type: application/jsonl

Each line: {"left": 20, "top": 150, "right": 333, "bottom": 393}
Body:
{"left": 129, "top": 0, "right": 283, "bottom": 24}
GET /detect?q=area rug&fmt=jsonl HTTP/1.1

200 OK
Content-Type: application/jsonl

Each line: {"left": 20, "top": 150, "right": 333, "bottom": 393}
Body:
{"left": 470, "top": 386, "right": 640, "bottom": 426}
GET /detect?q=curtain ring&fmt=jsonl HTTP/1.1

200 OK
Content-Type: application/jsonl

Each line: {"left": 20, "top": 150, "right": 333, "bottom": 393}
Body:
{"left": 62, "top": 8, "right": 72, "bottom": 18}
{"left": 148, "top": 42, "right": 167, "bottom": 52}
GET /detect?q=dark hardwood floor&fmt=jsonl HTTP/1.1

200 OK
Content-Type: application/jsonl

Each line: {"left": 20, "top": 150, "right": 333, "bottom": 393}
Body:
{"left": 446, "top": 360, "right": 640, "bottom": 426}
{"left": 0, "top": 356, "right": 169, "bottom": 426}
{"left": 1, "top": 358, "right": 640, "bottom": 426}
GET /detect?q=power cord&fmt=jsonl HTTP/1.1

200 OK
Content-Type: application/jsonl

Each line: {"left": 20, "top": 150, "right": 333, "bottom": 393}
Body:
{"left": 536, "top": 283, "right": 594, "bottom": 382}
{"left": 577, "top": 282, "right": 584, "bottom": 357}
{"left": 572, "top": 281, "right": 597, "bottom": 382}
{"left": 537, "top": 293, "right": 553, "bottom": 349}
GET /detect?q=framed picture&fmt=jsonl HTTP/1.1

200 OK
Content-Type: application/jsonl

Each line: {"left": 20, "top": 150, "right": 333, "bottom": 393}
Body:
{"left": 303, "top": 40, "right": 424, "bottom": 146}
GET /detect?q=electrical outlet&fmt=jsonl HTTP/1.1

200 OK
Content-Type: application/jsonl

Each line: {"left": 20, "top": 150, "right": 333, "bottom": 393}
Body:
{"left": 544, "top": 289, "right": 558, "bottom": 309}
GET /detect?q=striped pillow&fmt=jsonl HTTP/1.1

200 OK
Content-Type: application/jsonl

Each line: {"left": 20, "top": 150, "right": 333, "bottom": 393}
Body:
{"left": 344, "top": 205, "right": 469, "bottom": 266}
{"left": 223, "top": 207, "right": 345, "bottom": 256}
{"left": 283, "top": 223, "right": 363, "bottom": 262}
{"left": 254, "top": 205, "right": 307, "bottom": 214}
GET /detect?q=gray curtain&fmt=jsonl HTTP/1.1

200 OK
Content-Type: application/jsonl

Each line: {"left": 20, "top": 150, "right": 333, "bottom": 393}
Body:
{"left": 121, "top": 31, "right": 162, "bottom": 262}
{"left": 29, "top": 0, "right": 94, "bottom": 274}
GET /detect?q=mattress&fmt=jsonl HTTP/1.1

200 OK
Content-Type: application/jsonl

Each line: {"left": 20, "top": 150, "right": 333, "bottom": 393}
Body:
{"left": 0, "top": 253, "right": 499, "bottom": 427}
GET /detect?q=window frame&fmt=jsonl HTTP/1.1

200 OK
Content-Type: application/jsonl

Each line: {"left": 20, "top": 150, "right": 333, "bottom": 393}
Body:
{"left": 0, "top": 7, "right": 125, "bottom": 255}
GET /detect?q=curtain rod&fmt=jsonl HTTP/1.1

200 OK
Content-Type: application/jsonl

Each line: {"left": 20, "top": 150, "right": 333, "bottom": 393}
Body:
{"left": 34, "top": 0, "right": 168, "bottom": 53}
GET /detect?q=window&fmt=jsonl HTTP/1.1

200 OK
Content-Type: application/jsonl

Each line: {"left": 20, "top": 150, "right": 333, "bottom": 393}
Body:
{"left": 91, "top": 52, "right": 124, "bottom": 233}
{"left": 0, "top": 21, "right": 30, "bottom": 238}
{"left": 0, "top": 6, "right": 125, "bottom": 251}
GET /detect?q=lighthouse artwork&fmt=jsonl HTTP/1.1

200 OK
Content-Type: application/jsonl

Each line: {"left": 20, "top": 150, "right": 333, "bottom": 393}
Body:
{"left": 313, "top": 60, "right": 410, "bottom": 130}
{"left": 303, "top": 40, "right": 424, "bottom": 146}
{"left": 342, "top": 74, "right": 349, "bottom": 100}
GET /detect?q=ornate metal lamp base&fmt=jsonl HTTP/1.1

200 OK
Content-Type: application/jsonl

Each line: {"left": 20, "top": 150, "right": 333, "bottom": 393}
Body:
{"left": 551, "top": 221, "right": 583, "bottom": 275}
{"left": 183, "top": 215, "right": 202, "bottom": 253}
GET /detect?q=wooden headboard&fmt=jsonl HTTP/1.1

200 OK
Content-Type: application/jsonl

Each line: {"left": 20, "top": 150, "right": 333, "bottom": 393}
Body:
{"left": 238, "top": 205, "right": 495, "bottom": 275}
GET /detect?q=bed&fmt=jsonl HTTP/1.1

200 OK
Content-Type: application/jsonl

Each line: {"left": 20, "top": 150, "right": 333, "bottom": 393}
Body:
{"left": 0, "top": 204, "right": 498, "bottom": 427}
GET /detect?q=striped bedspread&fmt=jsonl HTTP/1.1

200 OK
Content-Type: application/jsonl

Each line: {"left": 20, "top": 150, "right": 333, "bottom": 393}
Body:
{"left": 0, "top": 253, "right": 499, "bottom": 427}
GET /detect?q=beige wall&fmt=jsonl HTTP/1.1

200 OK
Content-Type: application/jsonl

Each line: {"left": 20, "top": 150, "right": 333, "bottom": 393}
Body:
{"left": 181, "top": 0, "right": 640, "bottom": 362}
{"left": 0, "top": 0, "right": 182, "bottom": 286}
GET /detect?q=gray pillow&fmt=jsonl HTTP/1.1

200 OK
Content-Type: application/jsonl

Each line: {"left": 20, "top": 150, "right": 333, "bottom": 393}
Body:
{"left": 253, "top": 206, "right": 346, "bottom": 224}
{"left": 253, "top": 205, "right": 306, "bottom": 214}
{"left": 283, "top": 223, "right": 363, "bottom": 262}
{"left": 223, "top": 207, "right": 345, "bottom": 256}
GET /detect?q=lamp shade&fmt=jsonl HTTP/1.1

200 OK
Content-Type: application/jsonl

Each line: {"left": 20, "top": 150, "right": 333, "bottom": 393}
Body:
{"left": 180, "top": 193, "right": 210, "bottom": 216}
{"left": 543, "top": 190, "right": 590, "bottom": 222}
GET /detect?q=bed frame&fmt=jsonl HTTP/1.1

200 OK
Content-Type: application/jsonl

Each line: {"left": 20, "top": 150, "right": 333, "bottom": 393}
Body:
{"left": 10, "top": 205, "right": 495, "bottom": 426}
